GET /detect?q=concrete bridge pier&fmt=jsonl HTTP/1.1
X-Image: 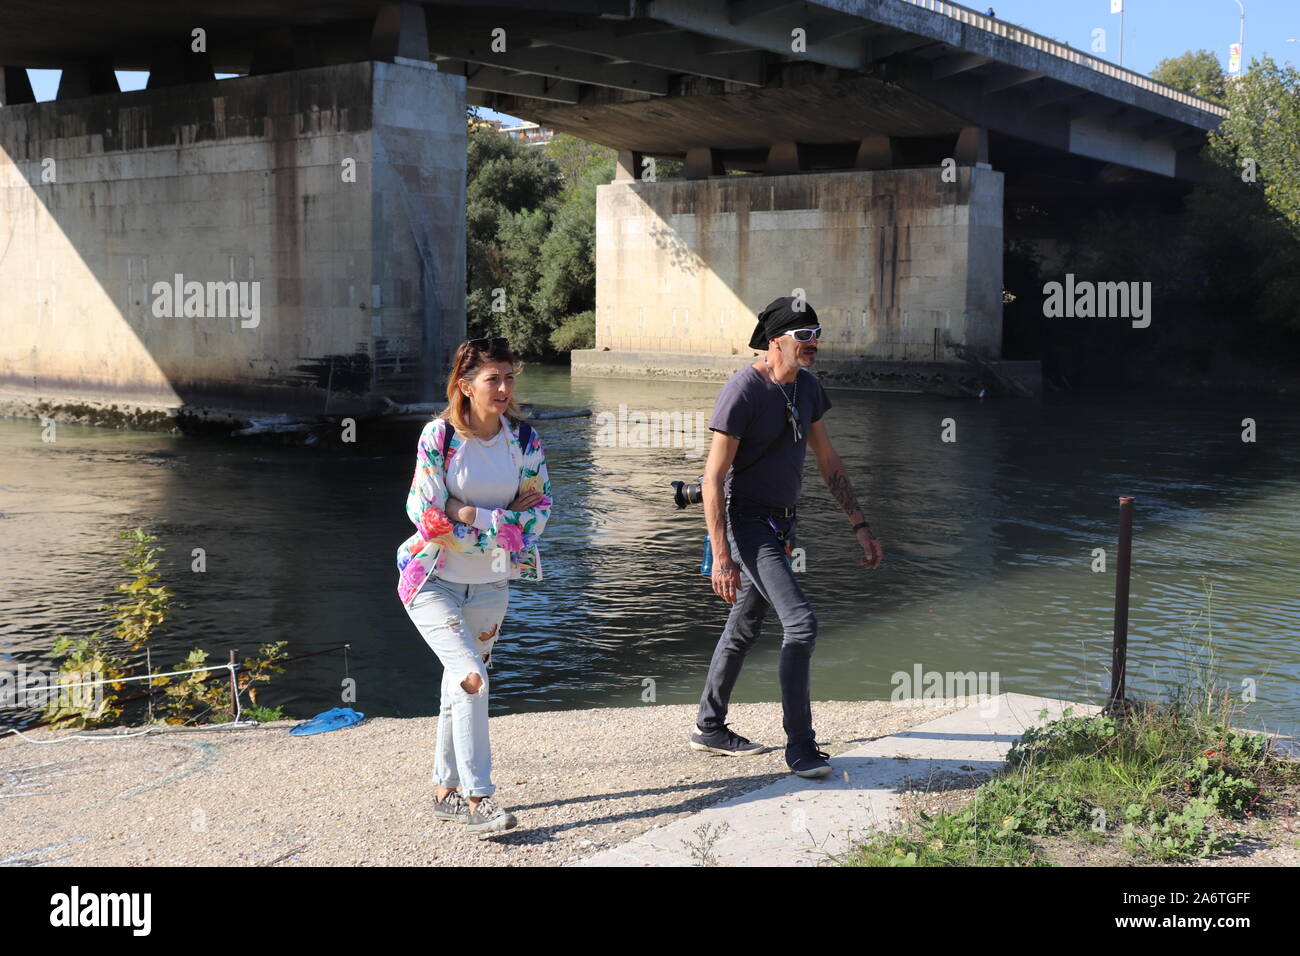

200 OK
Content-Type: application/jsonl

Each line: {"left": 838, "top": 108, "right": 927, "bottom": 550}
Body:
{"left": 573, "top": 158, "right": 1020, "bottom": 394}
{"left": 0, "top": 54, "right": 466, "bottom": 430}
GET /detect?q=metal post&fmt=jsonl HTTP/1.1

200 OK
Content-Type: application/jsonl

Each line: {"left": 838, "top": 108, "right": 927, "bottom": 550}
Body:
{"left": 1119, "top": 7, "right": 1124, "bottom": 67}
{"left": 1236, "top": 0, "right": 1245, "bottom": 65}
{"left": 229, "top": 649, "right": 239, "bottom": 722}
{"left": 1109, "top": 497, "right": 1135, "bottom": 714}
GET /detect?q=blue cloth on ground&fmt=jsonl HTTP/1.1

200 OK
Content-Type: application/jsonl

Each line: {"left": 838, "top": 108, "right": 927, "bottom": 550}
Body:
{"left": 289, "top": 707, "right": 365, "bottom": 736}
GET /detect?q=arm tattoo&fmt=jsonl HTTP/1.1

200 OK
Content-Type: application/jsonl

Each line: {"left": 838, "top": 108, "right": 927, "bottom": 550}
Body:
{"left": 826, "top": 468, "right": 862, "bottom": 521}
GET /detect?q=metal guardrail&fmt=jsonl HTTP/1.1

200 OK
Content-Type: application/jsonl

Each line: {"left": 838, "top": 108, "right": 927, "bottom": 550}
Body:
{"left": 898, "top": 0, "right": 1229, "bottom": 117}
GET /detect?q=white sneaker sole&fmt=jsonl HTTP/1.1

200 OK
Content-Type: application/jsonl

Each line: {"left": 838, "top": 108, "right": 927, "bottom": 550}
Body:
{"left": 791, "top": 764, "right": 833, "bottom": 779}
{"left": 689, "top": 741, "right": 767, "bottom": 756}
{"left": 468, "top": 815, "right": 518, "bottom": 837}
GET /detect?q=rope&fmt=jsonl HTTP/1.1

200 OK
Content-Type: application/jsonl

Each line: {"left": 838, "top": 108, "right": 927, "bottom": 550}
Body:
{"left": 38, "top": 661, "right": 241, "bottom": 691}
{"left": 0, "top": 727, "right": 156, "bottom": 743}
{"left": 0, "top": 720, "right": 262, "bottom": 744}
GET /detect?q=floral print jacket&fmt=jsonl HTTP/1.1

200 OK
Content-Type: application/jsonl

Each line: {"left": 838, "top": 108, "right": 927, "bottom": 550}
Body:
{"left": 396, "top": 415, "right": 552, "bottom": 609}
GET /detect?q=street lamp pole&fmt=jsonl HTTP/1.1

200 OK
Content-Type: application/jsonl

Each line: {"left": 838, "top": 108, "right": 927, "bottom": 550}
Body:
{"left": 1119, "top": 3, "right": 1125, "bottom": 67}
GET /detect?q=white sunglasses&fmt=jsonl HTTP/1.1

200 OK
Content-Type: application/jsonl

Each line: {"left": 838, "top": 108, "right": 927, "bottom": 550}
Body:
{"left": 781, "top": 327, "right": 822, "bottom": 342}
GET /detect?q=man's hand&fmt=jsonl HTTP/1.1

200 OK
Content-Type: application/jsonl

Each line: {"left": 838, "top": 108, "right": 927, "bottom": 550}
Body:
{"left": 711, "top": 554, "right": 741, "bottom": 604}
{"left": 703, "top": 430, "right": 742, "bottom": 605}
{"left": 857, "top": 526, "right": 884, "bottom": 570}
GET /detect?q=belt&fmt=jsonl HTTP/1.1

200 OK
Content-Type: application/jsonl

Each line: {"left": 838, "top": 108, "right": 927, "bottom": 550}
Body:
{"left": 727, "top": 494, "right": 796, "bottom": 519}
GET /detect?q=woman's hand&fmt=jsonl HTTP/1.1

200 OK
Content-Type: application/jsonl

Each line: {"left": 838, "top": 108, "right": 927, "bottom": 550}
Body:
{"left": 444, "top": 496, "right": 476, "bottom": 524}
{"left": 509, "top": 489, "right": 544, "bottom": 511}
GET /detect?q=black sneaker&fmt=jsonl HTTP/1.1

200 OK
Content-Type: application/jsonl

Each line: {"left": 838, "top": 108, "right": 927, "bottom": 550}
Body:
{"left": 786, "top": 740, "right": 832, "bottom": 778}
{"left": 689, "top": 724, "right": 767, "bottom": 756}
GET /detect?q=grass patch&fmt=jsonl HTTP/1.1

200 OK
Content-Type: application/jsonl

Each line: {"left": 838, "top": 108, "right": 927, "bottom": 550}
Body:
{"left": 841, "top": 579, "right": 1300, "bottom": 866}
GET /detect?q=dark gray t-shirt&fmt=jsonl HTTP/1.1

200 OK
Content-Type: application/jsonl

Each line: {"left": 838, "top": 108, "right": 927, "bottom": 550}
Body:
{"left": 708, "top": 364, "right": 832, "bottom": 509}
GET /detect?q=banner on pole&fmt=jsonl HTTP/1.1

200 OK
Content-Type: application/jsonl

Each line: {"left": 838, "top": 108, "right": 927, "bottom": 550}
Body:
{"left": 1110, "top": 0, "right": 1123, "bottom": 13}
{"left": 1229, "top": 42, "right": 1242, "bottom": 74}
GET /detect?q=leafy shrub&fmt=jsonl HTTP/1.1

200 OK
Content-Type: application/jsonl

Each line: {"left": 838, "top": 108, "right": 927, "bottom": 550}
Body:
{"left": 549, "top": 311, "right": 596, "bottom": 352}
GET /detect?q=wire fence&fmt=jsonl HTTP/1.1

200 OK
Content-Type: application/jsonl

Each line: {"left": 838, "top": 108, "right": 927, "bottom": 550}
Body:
{"left": 1, "top": 644, "right": 352, "bottom": 743}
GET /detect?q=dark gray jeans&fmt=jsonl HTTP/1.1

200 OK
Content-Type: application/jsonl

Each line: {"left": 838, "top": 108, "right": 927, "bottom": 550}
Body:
{"left": 696, "top": 497, "right": 818, "bottom": 747}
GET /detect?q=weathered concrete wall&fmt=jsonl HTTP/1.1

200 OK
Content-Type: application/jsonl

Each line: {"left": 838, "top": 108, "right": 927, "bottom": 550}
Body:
{"left": 577, "top": 165, "right": 1003, "bottom": 382}
{"left": 0, "top": 59, "right": 464, "bottom": 426}
{"left": 569, "top": 348, "right": 1041, "bottom": 397}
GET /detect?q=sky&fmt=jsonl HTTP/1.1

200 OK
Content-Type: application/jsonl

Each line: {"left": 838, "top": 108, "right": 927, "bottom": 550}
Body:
{"left": 23, "top": 0, "right": 1300, "bottom": 120}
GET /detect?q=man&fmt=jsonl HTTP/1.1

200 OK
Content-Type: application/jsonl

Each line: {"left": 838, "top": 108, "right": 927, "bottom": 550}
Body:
{"left": 691, "top": 296, "right": 884, "bottom": 778}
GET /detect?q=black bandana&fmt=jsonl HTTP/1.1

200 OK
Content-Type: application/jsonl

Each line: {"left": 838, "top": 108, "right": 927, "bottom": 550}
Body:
{"left": 748, "top": 296, "right": 819, "bottom": 350}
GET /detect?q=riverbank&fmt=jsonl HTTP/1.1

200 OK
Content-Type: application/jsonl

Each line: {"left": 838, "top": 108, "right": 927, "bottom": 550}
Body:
{"left": 6, "top": 695, "right": 1296, "bottom": 867}
{"left": 0, "top": 699, "right": 970, "bottom": 866}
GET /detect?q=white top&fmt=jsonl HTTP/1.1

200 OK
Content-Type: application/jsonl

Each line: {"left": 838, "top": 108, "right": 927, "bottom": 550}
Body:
{"left": 436, "top": 414, "right": 519, "bottom": 584}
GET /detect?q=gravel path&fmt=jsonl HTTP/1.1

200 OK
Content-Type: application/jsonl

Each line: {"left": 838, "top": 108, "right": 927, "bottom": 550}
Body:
{"left": 0, "top": 699, "right": 967, "bottom": 867}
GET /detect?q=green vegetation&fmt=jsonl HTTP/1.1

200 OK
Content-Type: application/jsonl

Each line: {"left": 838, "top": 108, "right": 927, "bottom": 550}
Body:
{"left": 466, "top": 109, "right": 687, "bottom": 359}
{"left": 1007, "top": 55, "right": 1300, "bottom": 383}
{"left": 42, "top": 631, "right": 129, "bottom": 728}
{"left": 549, "top": 309, "right": 595, "bottom": 352}
{"left": 840, "top": 580, "right": 1299, "bottom": 866}
{"left": 1151, "top": 49, "right": 1227, "bottom": 104}
{"left": 159, "top": 642, "right": 288, "bottom": 726}
{"left": 244, "top": 704, "right": 288, "bottom": 723}
{"left": 841, "top": 706, "right": 1291, "bottom": 866}
{"left": 1210, "top": 56, "right": 1300, "bottom": 237}
{"left": 44, "top": 527, "right": 288, "bottom": 728}
{"left": 466, "top": 118, "right": 610, "bottom": 358}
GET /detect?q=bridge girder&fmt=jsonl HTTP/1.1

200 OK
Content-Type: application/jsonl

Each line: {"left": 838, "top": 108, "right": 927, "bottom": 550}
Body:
{"left": 0, "top": 0, "right": 1224, "bottom": 182}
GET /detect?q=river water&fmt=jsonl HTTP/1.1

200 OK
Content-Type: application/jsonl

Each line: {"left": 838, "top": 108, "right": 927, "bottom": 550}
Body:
{"left": 2, "top": 367, "right": 1298, "bottom": 735}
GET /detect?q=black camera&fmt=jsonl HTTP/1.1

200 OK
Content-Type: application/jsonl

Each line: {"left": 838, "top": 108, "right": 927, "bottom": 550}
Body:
{"left": 671, "top": 475, "right": 705, "bottom": 509}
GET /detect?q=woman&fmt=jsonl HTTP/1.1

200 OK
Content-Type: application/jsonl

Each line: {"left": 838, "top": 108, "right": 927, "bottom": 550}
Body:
{"left": 395, "top": 337, "right": 552, "bottom": 837}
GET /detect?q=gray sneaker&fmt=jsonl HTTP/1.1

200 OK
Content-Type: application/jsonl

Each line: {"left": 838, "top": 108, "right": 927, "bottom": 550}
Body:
{"left": 466, "top": 796, "right": 517, "bottom": 837}
{"left": 432, "top": 789, "right": 469, "bottom": 823}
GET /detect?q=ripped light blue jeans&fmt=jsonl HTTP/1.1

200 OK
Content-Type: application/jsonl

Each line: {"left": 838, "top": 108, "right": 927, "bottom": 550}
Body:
{"left": 405, "top": 576, "right": 509, "bottom": 797}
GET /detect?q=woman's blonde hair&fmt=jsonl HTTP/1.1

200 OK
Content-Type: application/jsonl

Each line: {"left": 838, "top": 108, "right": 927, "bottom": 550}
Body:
{"left": 439, "top": 339, "right": 524, "bottom": 434}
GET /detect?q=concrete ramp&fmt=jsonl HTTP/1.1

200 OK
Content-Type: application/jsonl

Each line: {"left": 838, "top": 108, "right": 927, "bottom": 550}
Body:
{"left": 573, "top": 693, "right": 1097, "bottom": 867}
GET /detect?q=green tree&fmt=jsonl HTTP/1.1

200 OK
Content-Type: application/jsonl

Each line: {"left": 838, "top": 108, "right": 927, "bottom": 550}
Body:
{"left": 1041, "top": 52, "right": 1300, "bottom": 383}
{"left": 533, "top": 152, "right": 615, "bottom": 331}
{"left": 546, "top": 133, "right": 616, "bottom": 195}
{"left": 465, "top": 125, "right": 565, "bottom": 351}
{"left": 465, "top": 126, "right": 618, "bottom": 357}
{"left": 1210, "top": 56, "right": 1300, "bottom": 234}
{"left": 1151, "top": 49, "right": 1227, "bottom": 104}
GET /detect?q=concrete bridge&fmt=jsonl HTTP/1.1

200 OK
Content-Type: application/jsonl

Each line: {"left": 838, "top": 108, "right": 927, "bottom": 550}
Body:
{"left": 0, "top": 2, "right": 1226, "bottom": 423}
